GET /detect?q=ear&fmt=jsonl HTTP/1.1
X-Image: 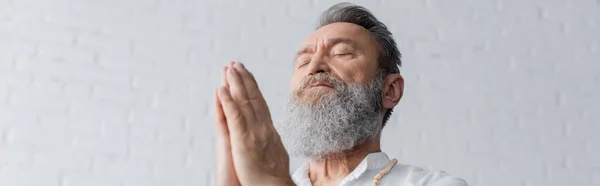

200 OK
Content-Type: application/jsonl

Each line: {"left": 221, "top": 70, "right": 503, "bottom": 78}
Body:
{"left": 382, "top": 73, "right": 404, "bottom": 110}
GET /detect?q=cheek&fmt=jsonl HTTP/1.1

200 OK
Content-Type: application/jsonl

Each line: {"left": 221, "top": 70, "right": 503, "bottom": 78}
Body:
{"left": 330, "top": 57, "right": 374, "bottom": 83}
{"left": 342, "top": 63, "right": 376, "bottom": 83}
{"left": 289, "top": 74, "right": 303, "bottom": 92}
{"left": 334, "top": 68, "right": 362, "bottom": 84}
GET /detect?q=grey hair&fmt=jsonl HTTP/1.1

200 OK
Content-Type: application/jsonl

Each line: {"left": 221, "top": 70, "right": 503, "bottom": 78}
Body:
{"left": 317, "top": 2, "right": 401, "bottom": 127}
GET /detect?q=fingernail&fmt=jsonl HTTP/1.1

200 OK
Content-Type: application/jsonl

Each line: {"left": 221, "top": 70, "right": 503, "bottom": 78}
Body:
{"left": 236, "top": 62, "right": 245, "bottom": 69}
{"left": 229, "top": 66, "right": 238, "bottom": 75}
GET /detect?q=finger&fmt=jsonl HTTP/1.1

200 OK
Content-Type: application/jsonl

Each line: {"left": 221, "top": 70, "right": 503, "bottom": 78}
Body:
{"left": 214, "top": 88, "right": 240, "bottom": 186}
{"left": 218, "top": 86, "right": 248, "bottom": 136}
{"left": 221, "top": 61, "right": 236, "bottom": 87}
{"left": 215, "top": 134, "right": 241, "bottom": 186}
{"left": 233, "top": 63, "right": 272, "bottom": 120}
{"left": 214, "top": 88, "right": 229, "bottom": 137}
{"left": 215, "top": 138, "right": 240, "bottom": 186}
{"left": 226, "top": 63, "right": 257, "bottom": 123}
{"left": 215, "top": 135, "right": 241, "bottom": 185}
{"left": 221, "top": 66, "right": 229, "bottom": 88}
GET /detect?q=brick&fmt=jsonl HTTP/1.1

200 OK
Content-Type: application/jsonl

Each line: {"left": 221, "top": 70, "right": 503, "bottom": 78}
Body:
{"left": 0, "top": 36, "right": 37, "bottom": 59}
{"left": 7, "top": 88, "right": 69, "bottom": 113}
{"left": 35, "top": 42, "right": 96, "bottom": 64}
{"left": 3, "top": 21, "right": 76, "bottom": 45}
{"left": 75, "top": 32, "right": 133, "bottom": 57}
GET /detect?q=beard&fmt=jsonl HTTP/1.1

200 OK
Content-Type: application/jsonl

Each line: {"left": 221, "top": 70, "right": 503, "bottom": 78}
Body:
{"left": 277, "top": 70, "right": 385, "bottom": 160}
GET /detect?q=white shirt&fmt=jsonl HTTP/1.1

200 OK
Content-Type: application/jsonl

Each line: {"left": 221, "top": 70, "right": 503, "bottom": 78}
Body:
{"left": 291, "top": 152, "right": 469, "bottom": 186}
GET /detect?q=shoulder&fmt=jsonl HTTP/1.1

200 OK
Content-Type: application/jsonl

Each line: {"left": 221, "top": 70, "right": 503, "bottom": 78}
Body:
{"left": 388, "top": 164, "right": 469, "bottom": 186}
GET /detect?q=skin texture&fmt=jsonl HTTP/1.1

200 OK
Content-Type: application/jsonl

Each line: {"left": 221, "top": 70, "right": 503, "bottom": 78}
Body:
{"left": 215, "top": 64, "right": 241, "bottom": 186}
{"left": 215, "top": 62, "right": 293, "bottom": 186}
{"left": 214, "top": 22, "right": 404, "bottom": 186}
{"left": 292, "top": 23, "right": 380, "bottom": 96}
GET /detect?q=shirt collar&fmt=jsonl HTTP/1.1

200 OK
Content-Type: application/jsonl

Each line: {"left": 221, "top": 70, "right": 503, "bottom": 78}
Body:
{"left": 291, "top": 152, "right": 392, "bottom": 185}
{"left": 291, "top": 163, "right": 310, "bottom": 185}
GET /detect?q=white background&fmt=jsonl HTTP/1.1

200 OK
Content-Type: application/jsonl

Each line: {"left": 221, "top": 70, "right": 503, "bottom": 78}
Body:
{"left": 1, "top": 0, "right": 599, "bottom": 185}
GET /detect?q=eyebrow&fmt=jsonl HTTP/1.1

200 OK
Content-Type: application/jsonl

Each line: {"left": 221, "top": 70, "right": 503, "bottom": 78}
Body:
{"left": 328, "top": 38, "right": 358, "bottom": 49}
{"left": 295, "top": 37, "right": 358, "bottom": 59}
{"left": 295, "top": 45, "right": 315, "bottom": 58}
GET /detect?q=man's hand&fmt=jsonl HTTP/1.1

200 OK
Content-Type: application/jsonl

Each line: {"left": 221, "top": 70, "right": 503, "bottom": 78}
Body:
{"left": 215, "top": 65, "right": 241, "bottom": 186}
{"left": 215, "top": 62, "right": 295, "bottom": 186}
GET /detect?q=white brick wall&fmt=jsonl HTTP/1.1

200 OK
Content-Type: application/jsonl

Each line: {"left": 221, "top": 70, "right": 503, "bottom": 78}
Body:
{"left": 1, "top": 0, "right": 599, "bottom": 185}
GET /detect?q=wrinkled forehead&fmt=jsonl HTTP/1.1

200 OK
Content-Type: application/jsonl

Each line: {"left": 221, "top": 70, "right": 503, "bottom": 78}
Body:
{"left": 300, "top": 22, "right": 374, "bottom": 48}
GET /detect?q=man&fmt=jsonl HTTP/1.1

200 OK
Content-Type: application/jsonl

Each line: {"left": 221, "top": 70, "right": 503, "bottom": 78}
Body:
{"left": 213, "top": 2, "right": 468, "bottom": 186}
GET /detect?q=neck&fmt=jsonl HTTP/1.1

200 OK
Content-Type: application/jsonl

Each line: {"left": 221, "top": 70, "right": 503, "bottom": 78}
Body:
{"left": 308, "top": 138, "right": 381, "bottom": 186}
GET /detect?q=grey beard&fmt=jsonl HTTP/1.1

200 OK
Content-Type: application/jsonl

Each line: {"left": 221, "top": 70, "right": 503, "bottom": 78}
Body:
{"left": 277, "top": 71, "right": 385, "bottom": 160}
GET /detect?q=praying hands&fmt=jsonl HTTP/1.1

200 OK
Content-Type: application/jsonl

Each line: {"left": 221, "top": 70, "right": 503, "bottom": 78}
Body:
{"left": 214, "top": 62, "right": 295, "bottom": 186}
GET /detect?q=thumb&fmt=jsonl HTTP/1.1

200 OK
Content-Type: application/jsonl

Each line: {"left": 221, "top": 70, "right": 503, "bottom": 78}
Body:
{"left": 215, "top": 89, "right": 240, "bottom": 186}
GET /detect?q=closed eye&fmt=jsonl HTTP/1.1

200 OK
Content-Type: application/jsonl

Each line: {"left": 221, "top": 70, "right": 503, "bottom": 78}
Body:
{"left": 332, "top": 53, "right": 354, "bottom": 58}
{"left": 296, "top": 60, "right": 310, "bottom": 68}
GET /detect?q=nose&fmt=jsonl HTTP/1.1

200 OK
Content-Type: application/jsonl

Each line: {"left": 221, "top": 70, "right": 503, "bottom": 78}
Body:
{"left": 306, "top": 51, "right": 330, "bottom": 76}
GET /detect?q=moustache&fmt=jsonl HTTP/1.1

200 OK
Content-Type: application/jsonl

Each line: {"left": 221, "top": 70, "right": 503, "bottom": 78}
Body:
{"left": 294, "top": 73, "right": 347, "bottom": 94}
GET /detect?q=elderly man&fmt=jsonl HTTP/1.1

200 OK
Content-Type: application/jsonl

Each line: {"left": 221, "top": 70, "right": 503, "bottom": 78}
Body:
{"left": 213, "top": 2, "right": 468, "bottom": 186}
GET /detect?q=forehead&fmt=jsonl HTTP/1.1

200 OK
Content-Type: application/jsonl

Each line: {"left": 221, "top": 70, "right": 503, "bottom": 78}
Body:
{"left": 301, "top": 22, "right": 374, "bottom": 46}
